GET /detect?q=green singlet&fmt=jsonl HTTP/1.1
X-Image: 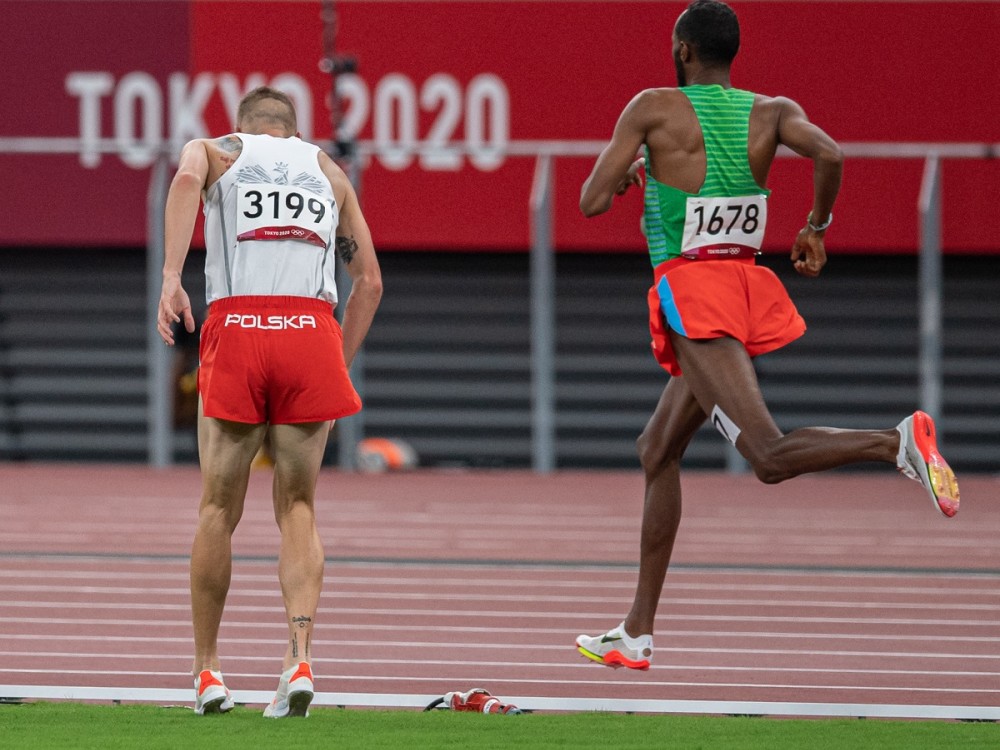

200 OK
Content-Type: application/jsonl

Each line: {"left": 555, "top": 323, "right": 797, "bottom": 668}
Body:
{"left": 642, "top": 85, "right": 771, "bottom": 266}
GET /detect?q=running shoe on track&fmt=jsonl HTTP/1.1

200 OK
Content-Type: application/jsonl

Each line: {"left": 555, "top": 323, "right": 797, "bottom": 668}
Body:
{"left": 576, "top": 622, "right": 653, "bottom": 670}
{"left": 442, "top": 688, "right": 522, "bottom": 714}
{"left": 896, "top": 410, "right": 960, "bottom": 518}
{"left": 194, "top": 669, "right": 234, "bottom": 714}
{"left": 263, "top": 661, "right": 314, "bottom": 718}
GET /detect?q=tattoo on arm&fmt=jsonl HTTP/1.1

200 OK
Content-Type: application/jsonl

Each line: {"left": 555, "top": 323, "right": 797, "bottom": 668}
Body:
{"left": 217, "top": 135, "right": 243, "bottom": 154}
{"left": 335, "top": 235, "right": 358, "bottom": 265}
{"left": 215, "top": 135, "right": 242, "bottom": 170}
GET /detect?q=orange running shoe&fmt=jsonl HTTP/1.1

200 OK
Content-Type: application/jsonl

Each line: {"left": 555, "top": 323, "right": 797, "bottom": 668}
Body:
{"left": 576, "top": 622, "right": 652, "bottom": 670}
{"left": 896, "top": 411, "right": 960, "bottom": 518}
{"left": 263, "top": 661, "right": 314, "bottom": 718}
{"left": 194, "top": 669, "right": 234, "bottom": 715}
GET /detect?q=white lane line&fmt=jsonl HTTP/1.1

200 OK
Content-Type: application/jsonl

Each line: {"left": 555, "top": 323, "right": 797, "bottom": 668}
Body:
{"left": 3, "top": 585, "right": 998, "bottom": 612}
{"left": 0, "top": 685, "right": 995, "bottom": 720}
{"left": 1, "top": 634, "right": 997, "bottom": 661}
{"left": 240, "top": 673, "right": 1000, "bottom": 695}
{"left": 4, "top": 568, "right": 999, "bottom": 598}
{"left": 301, "top": 675, "right": 1000, "bottom": 695}
{"left": 1, "top": 599, "right": 997, "bottom": 628}
{"left": 1, "top": 668, "right": 994, "bottom": 695}
{"left": 4, "top": 618, "right": 1000, "bottom": 643}
{"left": 4, "top": 556, "right": 999, "bottom": 581}
{"left": 1, "top": 651, "right": 998, "bottom": 679}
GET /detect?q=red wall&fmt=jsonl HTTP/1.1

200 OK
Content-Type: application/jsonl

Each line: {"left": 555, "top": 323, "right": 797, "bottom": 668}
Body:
{"left": 1, "top": 1, "right": 997, "bottom": 253}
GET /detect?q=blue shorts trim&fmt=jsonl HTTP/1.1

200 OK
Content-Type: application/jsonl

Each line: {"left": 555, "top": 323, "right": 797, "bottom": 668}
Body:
{"left": 656, "top": 275, "right": 687, "bottom": 337}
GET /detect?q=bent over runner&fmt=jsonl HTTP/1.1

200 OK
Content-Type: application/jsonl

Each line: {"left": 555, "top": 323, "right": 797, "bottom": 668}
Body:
{"left": 157, "top": 86, "right": 382, "bottom": 715}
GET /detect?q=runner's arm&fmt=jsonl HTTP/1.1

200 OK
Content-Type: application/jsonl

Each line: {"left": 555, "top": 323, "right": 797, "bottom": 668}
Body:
{"left": 319, "top": 152, "right": 383, "bottom": 369}
{"left": 158, "top": 139, "right": 209, "bottom": 345}
{"left": 776, "top": 98, "right": 843, "bottom": 278}
{"left": 580, "top": 92, "right": 650, "bottom": 217}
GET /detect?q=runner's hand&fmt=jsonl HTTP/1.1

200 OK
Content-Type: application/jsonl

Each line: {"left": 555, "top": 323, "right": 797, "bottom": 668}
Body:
{"left": 791, "top": 226, "right": 827, "bottom": 278}
{"left": 157, "top": 275, "right": 195, "bottom": 345}
{"left": 615, "top": 158, "right": 645, "bottom": 195}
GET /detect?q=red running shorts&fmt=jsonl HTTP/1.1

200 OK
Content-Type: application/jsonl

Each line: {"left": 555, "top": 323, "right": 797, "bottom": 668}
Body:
{"left": 198, "top": 295, "right": 361, "bottom": 424}
{"left": 647, "top": 257, "right": 806, "bottom": 376}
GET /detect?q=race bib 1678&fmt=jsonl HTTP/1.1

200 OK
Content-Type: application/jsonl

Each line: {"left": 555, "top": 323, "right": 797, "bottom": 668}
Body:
{"left": 680, "top": 194, "right": 767, "bottom": 259}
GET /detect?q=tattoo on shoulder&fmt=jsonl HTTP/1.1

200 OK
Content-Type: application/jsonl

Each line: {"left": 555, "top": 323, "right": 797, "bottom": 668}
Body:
{"left": 335, "top": 235, "right": 358, "bottom": 265}
{"left": 215, "top": 135, "right": 242, "bottom": 170}
{"left": 216, "top": 135, "right": 243, "bottom": 154}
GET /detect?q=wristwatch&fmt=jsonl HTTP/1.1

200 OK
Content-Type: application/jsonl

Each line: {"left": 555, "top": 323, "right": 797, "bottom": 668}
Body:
{"left": 807, "top": 212, "right": 833, "bottom": 232}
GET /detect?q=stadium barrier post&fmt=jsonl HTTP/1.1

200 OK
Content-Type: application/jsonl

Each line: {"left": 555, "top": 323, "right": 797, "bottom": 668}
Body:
{"left": 918, "top": 153, "right": 943, "bottom": 426}
{"left": 530, "top": 153, "right": 556, "bottom": 473}
{"left": 335, "top": 247, "right": 364, "bottom": 471}
{"left": 146, "top": 152, "right": 173, "bottom": 467}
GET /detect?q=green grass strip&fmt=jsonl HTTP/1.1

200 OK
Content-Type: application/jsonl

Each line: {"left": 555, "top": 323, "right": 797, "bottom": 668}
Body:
{"left": 2, "top": 702, "right": 998, "bottom": 750}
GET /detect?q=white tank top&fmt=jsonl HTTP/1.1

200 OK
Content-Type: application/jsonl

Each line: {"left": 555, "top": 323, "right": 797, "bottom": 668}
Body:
{"left": 203, "top": 134, "right": 340, "bottom": 305}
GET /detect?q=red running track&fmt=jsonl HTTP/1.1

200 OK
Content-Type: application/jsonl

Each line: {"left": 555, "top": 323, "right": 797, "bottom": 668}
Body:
{"left": 0, "top": 465, "right": 998, "bottom": 716}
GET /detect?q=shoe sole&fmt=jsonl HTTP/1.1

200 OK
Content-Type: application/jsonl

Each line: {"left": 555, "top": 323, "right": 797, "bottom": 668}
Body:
{"left": 911, "top": 411, "right": 960, "bottom": 518}
{"left": 196, "top": 692, "right": 233, "bottom": 715}
{"left": 577, "top": 644, "right": 650, "bottom": 671}
{"left": 287, "top": 688, "right": 314, "bottom": 717}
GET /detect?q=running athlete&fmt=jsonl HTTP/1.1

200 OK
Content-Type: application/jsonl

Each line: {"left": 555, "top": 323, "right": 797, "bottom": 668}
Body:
{"left": 574, "top": 0, "right": 959, "bottom": 671}
{"left": 156, "top": 86, "right": 382, "bottom": 715}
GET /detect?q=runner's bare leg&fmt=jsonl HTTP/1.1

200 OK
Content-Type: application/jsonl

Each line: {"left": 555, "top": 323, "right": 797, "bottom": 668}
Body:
{"left": 269, "top": 421, "right": 330, "bottom": 669}
{"left": 670, "top": 333, "right": 898, "bottom": 482}
{"left": 191, "top": 399, "right": 267, "bottom": 673}
{"left": 622, "top": 333, "right": 902, "bottom": 638}
{"left": 624, "top": 376, "right": 706, "bottom": 638}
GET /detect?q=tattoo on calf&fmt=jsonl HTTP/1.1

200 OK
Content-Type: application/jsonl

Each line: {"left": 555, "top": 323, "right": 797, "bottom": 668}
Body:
{"left": 290, "top": 616, "right": 312, "bottom": 660}
{"left": 335, "top": 235, "right": 358, "bottom": 265}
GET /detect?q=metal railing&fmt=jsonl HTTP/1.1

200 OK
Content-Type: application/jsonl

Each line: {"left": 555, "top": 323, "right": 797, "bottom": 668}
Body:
{"left": 1, "top": 137, "right": 996, "bottom": 470}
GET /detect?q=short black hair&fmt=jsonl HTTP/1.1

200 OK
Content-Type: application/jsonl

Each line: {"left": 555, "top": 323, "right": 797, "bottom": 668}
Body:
{"left": 676, "top": 0, "right": 740, "bottom": 66}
